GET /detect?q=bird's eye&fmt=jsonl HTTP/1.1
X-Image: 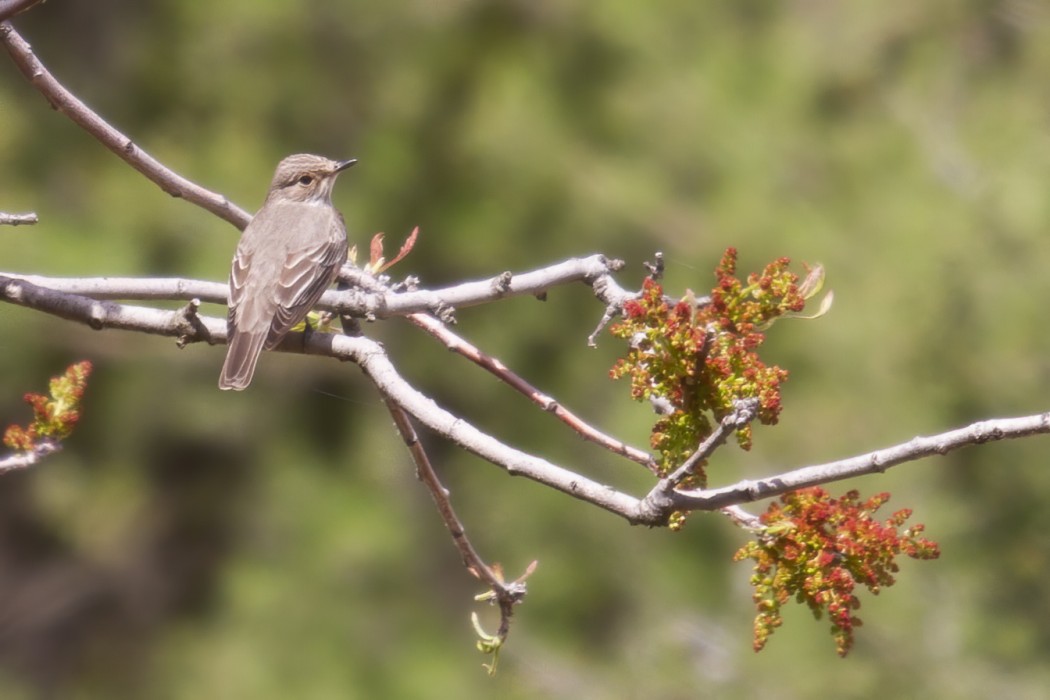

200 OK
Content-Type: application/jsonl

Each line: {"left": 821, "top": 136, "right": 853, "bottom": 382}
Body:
{"left": 297, "top": 175, "right": 314, "bottom": 186}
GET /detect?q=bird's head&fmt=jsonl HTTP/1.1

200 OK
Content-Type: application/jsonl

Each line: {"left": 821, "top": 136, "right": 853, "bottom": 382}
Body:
{"left": 267, "top": 153, "right": 356, "bottom": 204}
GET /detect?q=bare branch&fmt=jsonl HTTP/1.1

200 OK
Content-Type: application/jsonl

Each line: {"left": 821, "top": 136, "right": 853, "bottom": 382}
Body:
{"left": 0, "top": 274, "right": 223, "bottom": 340}
{"left": 383, "top": 399, "right": 528, "bottom": 656}
{"left": 720, "top": 504, "right": 762, "bottom": 530}
{"left": 409, "top": 312, "right": 659, "bottom": 473}
{"left": 353, "top": 337, "right": 649, "bottom": 520}
{"left": 587, "top": 298, "right": 624, "bottom": 347}
{"left": 0, "top": 23, "right": 251, "bottom": 229}
{"left": 0, "top": 254, "right": 632, "bottom": 319}
{"left": 173, "top": 298, "right": 214, "bottom": 347}
{"left": 665, "top": 412, "right": 1050, "bottom": 512}
{"left": 0, "top": 273, "right": 227, "bottom": 303}
{"left": 643, "top": 251, "right": 665, "bottom": 280}
{"left": 0, "top": 211, "right": 37, "bottom": 226}
{"left": 6, "top": 274, "right": 1050, "bottom": 526}
{"left": 0, "top": 440, "right": 60, "bottom": 473}
{"left": 339, "top": 255, "right": 632, "bottom": 318}
{"left": 0, "top": 276, "right": 654, "bottom": 521}
{"left": 384, "top": 399, "right": 496, "bottom": 586}
{"left": 658, "top": 397, "right": 759, "bottom": 492}
{"left": 0, "top": 0, "right": 43, "bottom": 23}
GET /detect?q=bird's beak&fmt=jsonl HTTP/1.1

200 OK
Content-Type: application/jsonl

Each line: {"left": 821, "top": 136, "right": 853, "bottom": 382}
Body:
{"left": 335, "top": 158, "right": 358, "bottom": 172}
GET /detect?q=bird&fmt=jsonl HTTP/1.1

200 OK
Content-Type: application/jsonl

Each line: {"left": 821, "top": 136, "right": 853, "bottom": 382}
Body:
{"left": 218, "top": 153, "right": 356, "bottom": 390}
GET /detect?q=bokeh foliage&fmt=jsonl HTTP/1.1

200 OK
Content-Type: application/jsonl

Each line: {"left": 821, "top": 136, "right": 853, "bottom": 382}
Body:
{"left": 3, "top": 1, "right": 1050, "bottom": 697}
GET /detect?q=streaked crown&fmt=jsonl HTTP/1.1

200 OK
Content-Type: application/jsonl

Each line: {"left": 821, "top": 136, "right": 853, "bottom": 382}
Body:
{"left": 266, "top": 153, "right": 356, "bottom": 204}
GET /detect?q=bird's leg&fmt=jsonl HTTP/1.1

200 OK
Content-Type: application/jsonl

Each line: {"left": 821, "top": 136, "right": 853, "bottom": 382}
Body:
{"left": 300, "top": 315, "right": 316, "bottom": 350}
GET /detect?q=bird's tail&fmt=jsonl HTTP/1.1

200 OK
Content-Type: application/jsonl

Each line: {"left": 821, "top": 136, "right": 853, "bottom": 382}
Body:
{"left": 218, "top": 331, "right": 268, "bottom": 390}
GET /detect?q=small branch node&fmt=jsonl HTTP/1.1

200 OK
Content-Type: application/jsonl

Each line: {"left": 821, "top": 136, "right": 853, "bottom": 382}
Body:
{"left": 87, "top": 303, "right": 105, "bottom": 330}
{"left": 720, "top": 504, "right": 764, "bottom": 530}
{"left": 491, "top": 271, "right": 513, "bottom": 294}
{"left": 729, "top": 397, "right": 760, "bottom": 426}
{"left": 393, "top": 275, "right": 421, "bottom": 293}
{"left": 643, "top": 251, "right": 665, "bottom": 280}
{"left": 587, "top": 302, "right": 621, "bottom": 347}
{"left": 174, "top": 298, "right": 211, "bottom": 347}
{"left": 870, "top": 454, "right": 886, "bottom": 473}
{"left": 433, "top": 302, "right": 457, "bottom": 324}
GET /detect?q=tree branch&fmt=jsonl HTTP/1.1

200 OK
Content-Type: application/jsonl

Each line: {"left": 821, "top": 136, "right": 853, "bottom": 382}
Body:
{"left": 0, "top": 276, "right": 653, "bottom": 520}
{"left": 6, "top": 273, "right": 1050, "bottom": 526}
{"left": 0, "top": 440, "right": 60, "bottom": 473}
{"left": 659, "top": 397, "right": 759, "bottom": 492}
{"left": 0, "top": 0, "right": 43, "bottom": 23}
{"left": 352, "top": 337, "right": 650, "bottom": 520}
{"left": 0, "top": 275, "right": 222, "bottom": 340}
{"left": 383, "top": 399, "right": 502, "bottom": 592}
{"left": 0, "top": 22, "right": 251, "bottom": 229}
{"left": 407, "top": 312, "right": 659, "bottom": 472}
{"left": 0, "top": 211, "right": 37, "bottom": 226}
{"left": 0, "top": 254, "right": 632, "bottom": 321}
{"left": 0, "top": 273, "right": 227, "bottom": 303}
{"left": 382, "top": 398, "right": 530, "bottom": 666}
{"left": 661, "top": 412, "right": 1050, "bottom": 512}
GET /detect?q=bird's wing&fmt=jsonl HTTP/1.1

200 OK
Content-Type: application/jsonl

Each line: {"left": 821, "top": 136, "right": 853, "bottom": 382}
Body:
{"left": 221, "top": 246, "right": 273, "bottom": 390}
{"left": 227, "top": 246, "right": 255, "bottom": 323}
{"left": 265, "top": 220, "right": 348, "bottom": 348}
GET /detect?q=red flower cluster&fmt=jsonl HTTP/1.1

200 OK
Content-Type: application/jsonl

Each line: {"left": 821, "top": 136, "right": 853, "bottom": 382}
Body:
{"left": 3, "top": 361, "right": 93, "bottom": 452}
{"left": 733, "top": 487, "right": 940, "bottom": 656}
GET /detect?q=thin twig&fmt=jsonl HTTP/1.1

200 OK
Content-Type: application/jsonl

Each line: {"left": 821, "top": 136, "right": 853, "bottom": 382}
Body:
{"left": 642, "top": 251, "right": 665, "bottom": 279}
{"left": 720, "top": 504, "right": 762, "bottom": 530}
{"left": 659, "top": 398, "right": 759, "bottom": 492}
{"left": 0, "top": 440, "right": 60, "bottom": 473}
{"left": 0, "top": 0, "right": 43, "bottom": 23}
{"left": 383, "top": 399, "right": 492, "bottom": 580}
{"left": 382, "top": 398, "right": 528, "bottom": 655}
{"left": 409, "top": 312, "right": 659, "bottom": 473}
{"left": 0, "top": 23, "right": 251, "bottom": 229}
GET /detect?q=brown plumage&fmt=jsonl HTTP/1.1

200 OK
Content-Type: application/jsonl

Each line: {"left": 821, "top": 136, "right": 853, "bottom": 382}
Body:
{"left": 219, "top": 154, "right": 355, "bottom": 390}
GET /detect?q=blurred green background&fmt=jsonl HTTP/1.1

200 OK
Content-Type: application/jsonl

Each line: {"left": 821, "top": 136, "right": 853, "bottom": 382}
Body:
{"left": 3, "top": 1, "right": 1050, "bottom": 697}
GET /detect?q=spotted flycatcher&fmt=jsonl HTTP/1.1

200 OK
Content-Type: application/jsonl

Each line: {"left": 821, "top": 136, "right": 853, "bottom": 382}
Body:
{"left": 219, "top": 153, "right": 356, "bottom": 390}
